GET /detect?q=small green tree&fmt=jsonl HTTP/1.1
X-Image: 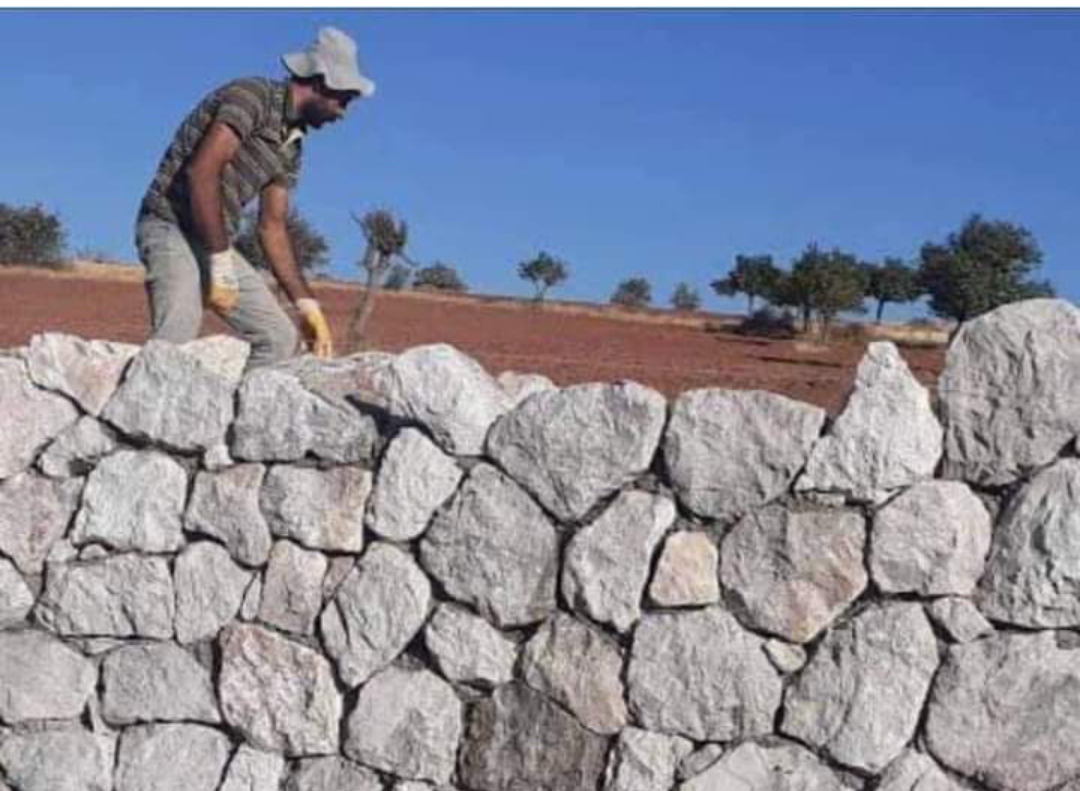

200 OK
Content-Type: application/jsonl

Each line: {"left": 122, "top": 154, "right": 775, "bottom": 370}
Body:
{"left": 611, "top": 277, "right": 652, "bottom": 309}
{"left": 862, "top": 257, "right": 924, "bottom": 323}
{"left": 383, "top": 263, "right": 412, "bottom": 290}
{"left": 711, "top": 254, "right": 783, "bottom": 314}
{"left": 785, "top": 244, "right": 868, "bottom": 341}
{"left": 234, "top": 206, "right": 330, "bottom": 275}
{"left": 517, "top": 251, "right": 569, "bottom": 302}
{"left": 0, "top": 203, "right": 66, "bottom": 266}
{"left": 347, "top": 209, "right": 411, "bottom": 351}
{"left": 414, "top": 262, "right": 468, "bottom": 292}
{"left": 670, "top": 282, "right": 701, "bottom": 312}
{"left": 918, "top": 214, "right": 1054, "bottom": 325}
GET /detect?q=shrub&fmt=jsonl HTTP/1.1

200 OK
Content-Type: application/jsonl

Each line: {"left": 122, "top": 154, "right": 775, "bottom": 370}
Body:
{"left": 611, "top": 277, "right": 652, "bottom": 309}
{"left": 234, "top": 206, "right": 330, "bottom": 275}
{"left": 735, "top": 307, "right": 797, "bottom": 339}
{"left": 670, "top": 282, "right": 701, "bottom": 312}
{"left": 383, "top": 263, "right": 412, "bottom": 290}
{"left": 414, "top": 262, "right": 468, "bottom": 292}
{"left": 0, "top": 203, "right": 66, "bottom": 266}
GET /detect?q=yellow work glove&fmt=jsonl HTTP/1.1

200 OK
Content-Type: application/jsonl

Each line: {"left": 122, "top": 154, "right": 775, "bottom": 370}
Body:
{"left": 295, "top": 298, "right": 334, "bottom": 358}
{"left": 207, "top": 249, "right": 241, "bottom": 314}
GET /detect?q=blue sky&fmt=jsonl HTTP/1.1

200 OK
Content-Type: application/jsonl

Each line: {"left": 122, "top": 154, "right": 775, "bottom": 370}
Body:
{"left": 3, "top": 8, "right": 1078, "bottom": 317}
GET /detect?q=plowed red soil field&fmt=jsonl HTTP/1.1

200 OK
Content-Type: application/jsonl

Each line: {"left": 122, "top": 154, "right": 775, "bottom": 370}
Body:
{"left": 0, "top": 265, "right": 946, "bottom": 415}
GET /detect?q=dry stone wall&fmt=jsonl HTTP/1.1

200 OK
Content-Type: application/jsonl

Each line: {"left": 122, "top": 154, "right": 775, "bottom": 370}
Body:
{"left": 2, "top": 297, "right": 1080, "bottom": 791}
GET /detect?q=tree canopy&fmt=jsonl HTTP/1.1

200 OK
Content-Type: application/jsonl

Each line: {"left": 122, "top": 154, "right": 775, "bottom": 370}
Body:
{"left": 918, "top": 214, "right": 1054, "bottom": 324}
{"left": 234, "top": 206, "right": 330, "bottom": 275}
{"left": 711, "top": 254, "right": 783, "bottom": 314}
{"left": 414, "top": 262, "right": 468, "bottom": 292}
{"left": 862, "top": 257, "right": 924, "bottom": 323}
{"left": 517, "top": 251, "right": 569, "bottom": 302}
{"left": 611, "top": 277, "right": 652, "bottom": 309}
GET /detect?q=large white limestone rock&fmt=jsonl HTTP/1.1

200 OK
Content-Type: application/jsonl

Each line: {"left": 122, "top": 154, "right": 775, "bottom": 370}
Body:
{"left": 664, "top": 389, "right": 825, "bottom": 521}
{"left": 796, "top": 342, "right": 942, "bottom": 502}
{"left": 486, "top": 381, "right": 668, "bottom": 522}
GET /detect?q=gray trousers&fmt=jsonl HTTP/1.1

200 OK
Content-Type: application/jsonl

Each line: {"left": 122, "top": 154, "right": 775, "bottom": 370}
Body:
{"left": 135, "top": 215, "right": 299, "bottom": 369}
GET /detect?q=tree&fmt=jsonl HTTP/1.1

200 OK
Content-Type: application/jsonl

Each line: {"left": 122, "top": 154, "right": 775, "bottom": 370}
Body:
{"left": 918, "top": 214, "right": 1054, "bottom": 325}
{"left": 517, "top": 251, "right": 569, "bottom": 302}
{"left": 670, "top": 282, "right": 701, "bottom": 312}
{"left": 862, "top": 257, "right": 925, "bottom": 323}
{"left": 0, "top": 202, "right": 66, "bottom": 267}
{"left": 611, "top": 277, "right": 652, "bottom": 309}
{"left": 346, "top": 209, "right": 411, "bottom": 352}
{"left": 711, "top": 254, "right": 783, "bottom": 314}
{"left": 234, "top": 206, "right": 330, "bottom": 275}
{"left": 414, "top": 262, "right": 468, "bottom": 292}
{"left": 782, "top": 244, "right": 868, "bottom": 341}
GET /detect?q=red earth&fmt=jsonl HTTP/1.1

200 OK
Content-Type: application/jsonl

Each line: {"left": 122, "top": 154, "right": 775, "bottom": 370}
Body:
{"left": 0, "top": 265, "right": 946, "bottom": 415}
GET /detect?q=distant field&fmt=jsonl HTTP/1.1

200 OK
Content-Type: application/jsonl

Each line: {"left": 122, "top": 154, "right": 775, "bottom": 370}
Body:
{"left": 0, "top": 262, "right": 947, "bottom": 414}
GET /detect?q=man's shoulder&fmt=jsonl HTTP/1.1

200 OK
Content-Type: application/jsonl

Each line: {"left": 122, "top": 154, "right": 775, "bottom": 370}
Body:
{"left": 209, "top": 76, "right": 284, "bottom": 102}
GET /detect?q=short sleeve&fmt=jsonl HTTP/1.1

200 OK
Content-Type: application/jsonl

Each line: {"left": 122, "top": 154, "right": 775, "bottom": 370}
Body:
{"left": 212, "top": 81, "right": 268, "bottom": 141}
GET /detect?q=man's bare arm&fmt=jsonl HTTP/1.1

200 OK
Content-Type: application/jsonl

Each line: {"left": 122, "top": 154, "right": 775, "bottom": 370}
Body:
{"left": 186, "top": 122, "right": 241, "bottom": 253}
{"left": 257, "top": 183, "right": 314, "bottom": 305}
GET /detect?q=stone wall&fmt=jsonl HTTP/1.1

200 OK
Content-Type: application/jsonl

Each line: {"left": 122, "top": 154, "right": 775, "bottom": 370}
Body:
{"left": 1, "top": 297, "right": 1080, "bottom": 791}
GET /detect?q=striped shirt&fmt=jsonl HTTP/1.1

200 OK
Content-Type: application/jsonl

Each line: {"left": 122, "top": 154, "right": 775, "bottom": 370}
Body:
{"left": 139, "top": 77, "right": 304, "bottom": 235}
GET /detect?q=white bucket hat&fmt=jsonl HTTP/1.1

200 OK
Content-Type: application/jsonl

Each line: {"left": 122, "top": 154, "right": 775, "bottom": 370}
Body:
{"left": 282, "top": 27, "right": 376, "bottom": 98}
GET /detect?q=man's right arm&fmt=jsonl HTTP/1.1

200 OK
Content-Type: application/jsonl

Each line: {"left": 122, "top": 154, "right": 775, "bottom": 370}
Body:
{"left": 185, "top": 121, "right": 241, "bottom": 254}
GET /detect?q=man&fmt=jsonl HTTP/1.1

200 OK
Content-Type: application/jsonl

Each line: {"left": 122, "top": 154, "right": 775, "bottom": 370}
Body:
{"left": 135, "top": 27, "right": 375, "bottom": 367}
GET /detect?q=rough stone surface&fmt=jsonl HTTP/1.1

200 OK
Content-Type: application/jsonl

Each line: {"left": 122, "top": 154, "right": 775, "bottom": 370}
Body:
{"left": 344, "top": 666, "right": 462, "bottom": 784}
{"left": 0, "top": 559, "right": 33, "bottom": 627}
{"left": 71, "top": 449, "right": 187, "bottom": 553}
{"left": 179, "top": 334, "right": 250, "bottom": 385}
{"left": 366, "top": 427, "right": 463, "bottom": 541}
{"left": 220, "top": 746, "right": 286, "bottom": 791}
{"left": 978, "top": 459, "right": 1080, "bottom": 628}
{"left": 677, "top": 745, "right": 725, "bottom": 782}
{"left": 423, "top": 603, "right": 517, "bottom": 688}
{"left": 0, "top": 630, "right": 95, "bottom": 722}
{"left": 870, "top": 480, "right": 992, "bottom": 596}
{"left": 562, "top": 490, "right": 676, "bottom": 633}
{"left": 286, "top": 757, "right": 382, "bottom": 791}
{"left": 720, "top": 504, "right": 868, "bottom": 643}
{"left": 240, "top": 575, "right": 262, "bottom": 621}
{"left": 797, "top": 342, "right": 942, "bottom": 502}
{"left": 376, "top": 343, "right": 510, "bottom": 455}
{"left": 937, "top": 298, "right": 1080, "bottom": 486}
{"left": 647, "top": 531, "right": 720, "bottom": 607}
{"left": 258, "top": 540, "right": 327, "bottom": 635}
{"left": 320, "top": 542, "right": 431, "bottom": 687}
{"left": 521, "top": 613, "right": 628, "bottom": 734}
{"left": 664, "top": 389, "right": 826, "bottom": 521}
{"left": 261, "top": 464, "right": 370, "bottom": 553}
{"left": 37, "top": 416, "right": 120, "bottom": 478}
{"left": 497, "top": 370, "right": 555, "bottom": 408}
{"left": 679, "top": 739, "right": 847, "bottom": 791}
{"left": 232, "top": 366, "right": 379, "bottom": 463}
{"left": 185, "top": 464, "right": 272, "bottom": 567}
{"left": 35, "top": 555, "right": 175, "bottom": 638}
{"left": 627, "top": 606, "right": 781, "bottom": 742}
{"left": 174, "top": 541, "right": 252, "bottom": 644}
{"left": 459, "top": 683, "right": 610, "bottom": 791}
{"left": 782, "top": 602, "right": 940, "bottom": 773}
{"left": 25, "top": 332, "right": 138, "bottom": 415}
{"left": 101, "top": 641, "right": 220, "bottom": 725}
{"left": 603, "top": 727, "right": 693, "bottom": 791}
{"left": 100, "top": 340, "right": 236, "bottom": 452}
{"left": 219, "top": 623, "right": 342, "bottom": 756}
{"left": 0, "top": 727, "right": 115, "bottom": 791}
{"left": 420, "top": 463, "right": 558, "bottom": 628}
{"left": 764, "top": 639, "right": 808, "bottom": 674}
{"left": 0, "top": 356, "right": 79, "bottom": 480}
{"left": 925, "top": 631, "right": 1080, "bottom": 791}
{"left": 0, "top": 472, "right": 83, "bottom": 575}
{"left": 877, "top": 750, "right": 965, "bottom": 791}
{"left": 115, "top": 723, "right": 231, "bottom": 791}
{"left": 926, "top": 597, "right": 993, "bottom": 643}
{"left": 486, "top": 381, "right": 667, "bottom": 522}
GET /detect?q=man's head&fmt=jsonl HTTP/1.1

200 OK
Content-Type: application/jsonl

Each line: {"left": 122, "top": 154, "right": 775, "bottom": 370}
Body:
{"left": 283, "top": 27, "right": 374, "bottom": 129}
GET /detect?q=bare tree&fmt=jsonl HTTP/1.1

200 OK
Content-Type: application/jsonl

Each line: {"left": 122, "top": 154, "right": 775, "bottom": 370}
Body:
{"left": 346, "top": 209, "right": 411, "bottom": 352}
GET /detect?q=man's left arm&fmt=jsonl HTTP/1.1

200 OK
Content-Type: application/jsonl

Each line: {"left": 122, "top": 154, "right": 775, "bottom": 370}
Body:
{"left": 259, "top": 182, "right": 334, "bottom": 357}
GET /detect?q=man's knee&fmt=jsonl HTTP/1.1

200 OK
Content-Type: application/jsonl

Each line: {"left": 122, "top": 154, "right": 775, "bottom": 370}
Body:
{"left": 247, "top": 315, "right": 300, "bottom": 369}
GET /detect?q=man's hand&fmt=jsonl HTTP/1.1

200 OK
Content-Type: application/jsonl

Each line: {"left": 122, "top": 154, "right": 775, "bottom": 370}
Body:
{"left": 295, "top": 298, "right": 334, "bottom": 358}
{"left": 207, "top": 248, "right": 241, "bottom": 313}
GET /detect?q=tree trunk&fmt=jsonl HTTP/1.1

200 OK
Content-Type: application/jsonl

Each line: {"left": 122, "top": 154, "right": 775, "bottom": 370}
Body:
{"left": 346, "top": 246, "right": 383, "bottom": 353}
{"left": 876, "top": 299, "right": 886, "bottom": 324}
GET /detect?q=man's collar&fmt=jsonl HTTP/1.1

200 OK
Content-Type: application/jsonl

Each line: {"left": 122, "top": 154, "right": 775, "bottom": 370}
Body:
{"left": 282, "top": 79, "right": 306, "bottom": 133}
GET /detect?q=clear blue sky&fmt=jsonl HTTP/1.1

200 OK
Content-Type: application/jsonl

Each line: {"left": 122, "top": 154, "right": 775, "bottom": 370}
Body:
{"left": 3, "top": 8, "right": 1079, "bottom": 317}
